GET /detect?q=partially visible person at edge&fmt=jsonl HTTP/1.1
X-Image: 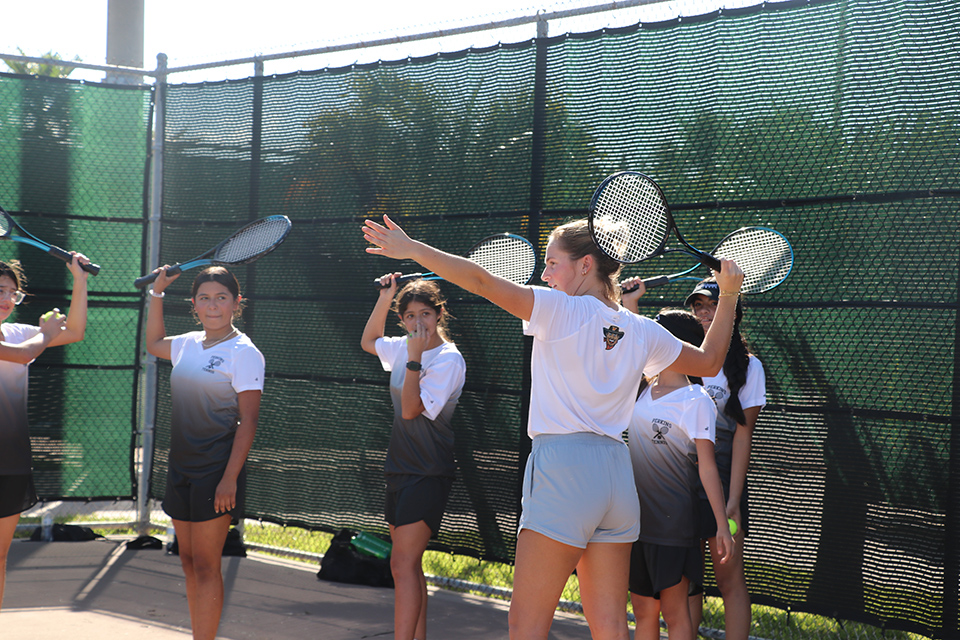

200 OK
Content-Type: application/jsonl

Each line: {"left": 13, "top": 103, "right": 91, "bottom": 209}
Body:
{"left": 617, "top": 295, "right": 733, "bottom": 640}
{"left": 362, "top": 213, "right": 743, "bottom": 640}
{"left": 687, "top": 277, "right": 766, "bottom": 640}
{"left": 361, "top": 275, "right": 466, "bottom": 640}
{"left": 145, "top": 265, "right": 265, "bottom": 640}
{"left": 0, "top": 254, "right": 89, "bottom": 611}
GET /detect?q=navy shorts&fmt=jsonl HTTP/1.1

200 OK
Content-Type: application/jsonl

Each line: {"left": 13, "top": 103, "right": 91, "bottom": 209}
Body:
{"left": 385, "top": 475, "right": 453, "bottom": 536}
{"left": 162, "top": 466, "right": 246, "bottom": 525}
{"left": 0, "top": 474, "right": 37, "bottom": 518}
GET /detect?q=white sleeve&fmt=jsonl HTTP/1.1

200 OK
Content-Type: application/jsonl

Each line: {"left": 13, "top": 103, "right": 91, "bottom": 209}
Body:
{"left": 231, "top": 345, "right": 266, "bottom": 393}
{"left": 374, "top": 336, "right": 406, "bottom": 372}
{"left": 170, "top": 334, "right": 189, "bottom": 366}
{"left": 686, "top": 392, "right": 718, "bottom": 443}
{"left": 419, "top": 351, "right": 466, "bottom": 421}
{"left": 739, "top": 357, "right": 767, "bottom": 410}
{"left": 523, "top": 287, "right": 579, "bottom": 341}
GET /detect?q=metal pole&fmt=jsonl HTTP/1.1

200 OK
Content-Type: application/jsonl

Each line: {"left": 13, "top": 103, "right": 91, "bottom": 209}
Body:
{"left": 136, "top": 53, "right": 167, "bottom": 536}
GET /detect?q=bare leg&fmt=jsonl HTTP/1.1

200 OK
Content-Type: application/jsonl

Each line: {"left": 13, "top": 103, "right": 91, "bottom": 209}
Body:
{"left": 630, "top": 593, "right": 663, "bottom": 640}
{"left": 174, "top": 516, "right": 232, "bottom": 640}
{"left": 508, "top": 530, "right": 583, "bottom": 640}
{"left": 709, "top": 531, "right": 750, "bottom": 640}
{"left": 0, "top": 513, "right": 19, "bottom": 612}
{"left": 658, "top": 577, "right": 695, "bottom": 640}
{"left": 389, "top": 521, "right": 432, "bottom": 640}
{"left": 575, "top": 541, "right": 632, "bottom": 640}
{"left": 689, "top": 540, "right": 706, "bottom": 632}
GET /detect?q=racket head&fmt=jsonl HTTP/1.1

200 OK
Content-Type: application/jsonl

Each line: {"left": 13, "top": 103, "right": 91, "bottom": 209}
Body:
{"left": 466, "top": 233, "right": 537, "bottom": 285}
{"left": 712, "top": 226, "right": 794, "bottom": 294}
{"left": 210, "top": 215, "right": 292, "bottom": 265}
{"left": 588, "top": 171, "right": 672, "bottom": 264}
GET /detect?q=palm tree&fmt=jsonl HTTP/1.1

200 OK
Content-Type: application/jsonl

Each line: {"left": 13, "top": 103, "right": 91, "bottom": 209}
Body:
{"left": 4, "top": 48, "right": 79, "bottom": 77}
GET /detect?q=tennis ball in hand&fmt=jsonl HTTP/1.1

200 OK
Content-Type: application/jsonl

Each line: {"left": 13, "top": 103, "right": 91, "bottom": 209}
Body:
{"left": 41, "top": 311, "right": 56, "bottom": 323}
{"left": 728, "top": 518, "right": 738, "bottom": 537}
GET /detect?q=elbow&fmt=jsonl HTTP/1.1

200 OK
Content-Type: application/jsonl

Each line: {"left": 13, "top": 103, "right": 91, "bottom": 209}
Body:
{"left": 401, "top": 408, "right": 422, "bottom": 420}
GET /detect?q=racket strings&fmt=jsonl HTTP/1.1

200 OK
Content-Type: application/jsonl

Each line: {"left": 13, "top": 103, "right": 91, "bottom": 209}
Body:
{"left": 215, "top": 218, "right": 291, "bottom": 263}
{"left": 714, "top": 229, "right": 793, "bottom": 294}
{"left": 468, "top": 236, "right": 537, "bottom": 285}
{"left": 592, "top": 174, "right": 669, "bottom": 263}
{"left": 0, "top": 215, "right": 11, "bottom": 236}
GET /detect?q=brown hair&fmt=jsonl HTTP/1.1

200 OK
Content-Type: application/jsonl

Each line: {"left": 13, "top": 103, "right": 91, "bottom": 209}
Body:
{"left": 190, "top": 266, "right": 244, "bottom": 322}
{"left": 548, "top": 219, "right": 623, "bottom": 302}
{"left": 0, "top": 260, "right": 27, "bottom": 292}
{"left": 391, "top": 279, "right": 452, "bottom": 342}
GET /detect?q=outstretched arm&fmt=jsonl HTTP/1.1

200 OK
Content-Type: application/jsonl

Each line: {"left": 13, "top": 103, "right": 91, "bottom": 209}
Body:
{"left": 363, "top": 215, "right": 535, "bottom": 321}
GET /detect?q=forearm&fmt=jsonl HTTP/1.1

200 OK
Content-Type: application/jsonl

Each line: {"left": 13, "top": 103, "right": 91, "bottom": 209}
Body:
{"left": 700, "top": 459, "right": 730, "bottom": 534}
{"left": 222, "top": 420, "right": 257, "bottom": 482}
{"left": 727, "top": 423, "right": 754, "bottom": 507}
{"left": 0, "top": 333, "right": 54, "bottom": 364}
{"left": 698, "top": 294, "right": 738, "bottom": 375}
{"left": 144, "top": 295, "right": 170, "bottom": 358}
{"left": 400, "top": 368, "right": 425, "bottom": 419}
{"left": 63, "top": 271, "right": 88, "bottom": 341}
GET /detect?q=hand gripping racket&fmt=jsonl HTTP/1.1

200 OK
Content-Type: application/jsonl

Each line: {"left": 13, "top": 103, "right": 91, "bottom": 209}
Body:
{"left": 374, "top": 233, "right": 537, "bottom": 289}
{"left": 639, "top": 226, "right": 793, "bottom": 295}
{"left": 134, "top": 215, "right": 292, "bottom": 289}
{"left": 588, "top": 171, "right": 721, "bottom": 271}
{"left": 0, "top": 205, "right": 100, "bottom": 275}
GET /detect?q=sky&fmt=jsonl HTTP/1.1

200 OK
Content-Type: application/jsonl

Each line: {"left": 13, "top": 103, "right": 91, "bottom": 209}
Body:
{"left": 0, "top": 0, "right": 737, "bottom": 84}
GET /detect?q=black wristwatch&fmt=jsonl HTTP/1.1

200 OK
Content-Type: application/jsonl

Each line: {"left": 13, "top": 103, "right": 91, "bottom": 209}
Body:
{"left": 406, "top": 361, "right": 422, "bottom": 371}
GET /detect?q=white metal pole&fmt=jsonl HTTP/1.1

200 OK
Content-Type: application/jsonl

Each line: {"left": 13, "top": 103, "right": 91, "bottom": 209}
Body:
{"left": 136, "top": 53, "right": 167, "bottom": 536}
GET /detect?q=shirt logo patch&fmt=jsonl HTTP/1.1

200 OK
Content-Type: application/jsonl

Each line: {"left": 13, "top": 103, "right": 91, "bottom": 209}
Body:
{"left": 706, "top": 385, "right": 727, "bottom": 403}
{"left": 651, "top": 419, "right": 672, "bottom": 444}
{"left": 602, "top": 325, "right": 624, "bottom": 350}
{"left": 203, "top": 355, "right": 225, "bottom": 374}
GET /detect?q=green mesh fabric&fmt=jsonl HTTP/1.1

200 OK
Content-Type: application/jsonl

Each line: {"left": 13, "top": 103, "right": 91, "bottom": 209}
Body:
{"left": 3, "top": 0, "right": 959, "bottom": 636}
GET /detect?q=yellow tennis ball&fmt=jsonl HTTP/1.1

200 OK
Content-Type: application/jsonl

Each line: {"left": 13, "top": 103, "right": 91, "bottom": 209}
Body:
{"left": 41, "top": 311, "right": 56, "bottom": 323}
{"left": 728, "top": 518, "right": 738, "bottom": 537}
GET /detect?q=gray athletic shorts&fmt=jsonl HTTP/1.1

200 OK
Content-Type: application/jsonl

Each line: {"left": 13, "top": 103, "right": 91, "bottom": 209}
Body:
{"left": 518, "top": 432, "right": 640, "bottom": 548}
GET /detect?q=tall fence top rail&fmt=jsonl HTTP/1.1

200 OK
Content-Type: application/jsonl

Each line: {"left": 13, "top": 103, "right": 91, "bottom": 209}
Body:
{"left": 0, "top": 0, "right": 669, "bottom": 80}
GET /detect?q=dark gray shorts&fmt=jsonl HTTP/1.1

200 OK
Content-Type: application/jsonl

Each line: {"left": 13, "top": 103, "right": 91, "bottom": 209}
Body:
{"left": 0, "top": 473, "right": 37, "bottom": 518}
{"left": 629, "top": 540, "right": 704, "bottom": 598}
{"left": 162, "top": 466, "right": 246, "bottom": 525}
{"left": 384, "top": 475, "right": 453, "bottom": 536}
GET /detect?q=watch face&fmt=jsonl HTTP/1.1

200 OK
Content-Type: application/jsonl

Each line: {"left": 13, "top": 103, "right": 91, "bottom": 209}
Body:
{"left": 406, "top": 361, "right": 422, "bottom": 371}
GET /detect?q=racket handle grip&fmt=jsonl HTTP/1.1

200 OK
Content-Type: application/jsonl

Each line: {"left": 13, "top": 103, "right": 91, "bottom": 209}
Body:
{"left": 700, "top": 253, "right": 722, "bottom": 272}
{"left": 641, "top": 275, "right": 671, "bottom": 290}
{"left": 373, "top": 273, "right": 422, "bottom": 289}
{"left": 133, "top": 264, "right": 183, "bottom": 289}
{"left": 47, "top": 245, "right": 100, "bottom": 275}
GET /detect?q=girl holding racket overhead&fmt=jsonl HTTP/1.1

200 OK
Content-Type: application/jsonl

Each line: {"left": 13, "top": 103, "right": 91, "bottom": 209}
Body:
{"left": 145, "top": 265, "right": 264, "bottom": 640}
{"left": 361, "top": 274, "right": 466, "bottom": 640}
{"left": 0, "top": 254, "right": 89, "bottom": 611}
{"left": 363, "top": 214, "right": 743, "bottom": 640}
{"left": 685, "top": 277, "right": 765, "bottom": 640}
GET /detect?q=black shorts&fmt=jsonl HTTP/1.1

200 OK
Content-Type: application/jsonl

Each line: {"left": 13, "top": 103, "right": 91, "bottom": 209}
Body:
{"left": 629, "top": 540, "right": 704, "bottom": 598}
{"left": 0, "top": 474, "right": 38, "bottom": 518}
{"left": 698, "top": 487, "right": 750, "bottom": 540}
{"left": 384, "top": 475, "right": 453, "bottom": 536}
{"left": 162, "top": 466, "right": 246, "bottom": 525}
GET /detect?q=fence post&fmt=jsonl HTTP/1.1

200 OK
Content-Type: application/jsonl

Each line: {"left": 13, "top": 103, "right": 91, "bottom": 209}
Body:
{"left": 136, "top": 52, "right": 167, "bottom": 536}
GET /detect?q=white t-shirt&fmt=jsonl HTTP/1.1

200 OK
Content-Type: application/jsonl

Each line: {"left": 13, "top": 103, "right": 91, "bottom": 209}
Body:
{"left": 375, "top": 336, "right": 466, "bottom": 480}
{"left": 703, "top": 355, "right": 766, "bottom": 436}
{"left": 168, "top": 331, "right": 265, "bottom": 477}
{"left": 629, "top": 383, "right": 717, "bottom": 546}
{"left": 523, "top": 287, "right": 683, "bottom": 441}
{"left": 376, "top": 337, "right": 465, "bottom": 422}
{"left": 0, "top": 323, "right": 40, "bottom": 474}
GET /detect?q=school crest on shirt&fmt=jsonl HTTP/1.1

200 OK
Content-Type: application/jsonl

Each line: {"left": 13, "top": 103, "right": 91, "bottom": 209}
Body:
{"left": 651, "top": 419, "right": 671, "bottom": 444}
{"left": 602, "top": 325, "right": 624, "bottom": 350}
{"left": 203, "top": 355, "right": 225, "bottom": 374}
{"left": 706, "top": 385, "right": 727, "bottom": 403}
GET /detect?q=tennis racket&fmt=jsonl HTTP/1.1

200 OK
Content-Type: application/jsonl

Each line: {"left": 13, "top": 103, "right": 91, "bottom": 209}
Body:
{"left": 0, "top": 205, "right": 100, "bottom": 275}
{"left": 374, "top": 233, "right": 537, "bottom": 289}
{"left": 589, "top": 171, "right": 720, "bottom": 271}
{"left": 134, "top": 215, "right": 292, "bottom": 289}
{"left": 638, "top": 226, "right": 793, "bottom": 295}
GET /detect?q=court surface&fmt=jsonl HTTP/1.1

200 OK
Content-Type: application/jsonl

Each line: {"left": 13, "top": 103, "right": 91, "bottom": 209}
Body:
{"left": 4, "top": 537, "right": 596, "bottom": 639}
